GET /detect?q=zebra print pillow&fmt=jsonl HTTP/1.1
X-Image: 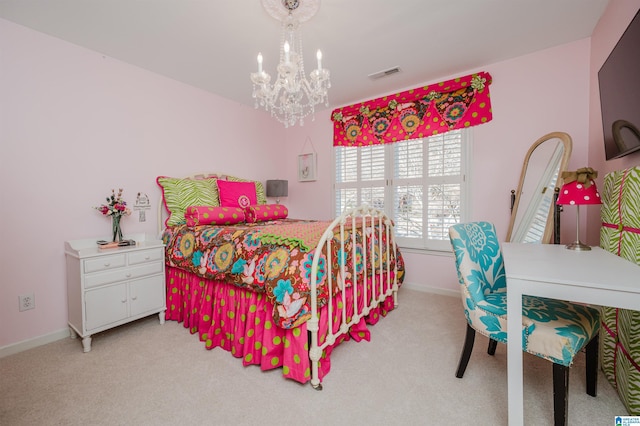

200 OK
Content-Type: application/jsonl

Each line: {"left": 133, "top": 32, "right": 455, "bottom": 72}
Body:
{"left": 157, "top": 176, "right": 220, "bottom": 227}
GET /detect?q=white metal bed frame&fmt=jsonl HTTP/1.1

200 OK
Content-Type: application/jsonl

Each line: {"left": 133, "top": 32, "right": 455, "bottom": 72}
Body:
{"left": 307, "top": 204, "right": 399, "bottom": 389}
{"left": 157, "top": 175, "right": 400, "bottom": 389}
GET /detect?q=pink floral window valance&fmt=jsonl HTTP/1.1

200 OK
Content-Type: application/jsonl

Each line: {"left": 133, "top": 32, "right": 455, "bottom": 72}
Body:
{"left": 331, "top": 71, "right": 493, "bottom": 147}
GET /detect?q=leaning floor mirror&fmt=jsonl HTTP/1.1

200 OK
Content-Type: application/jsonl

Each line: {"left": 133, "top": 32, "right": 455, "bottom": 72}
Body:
{"left": 506, "top": 131, "right": 573, "bottom": 244}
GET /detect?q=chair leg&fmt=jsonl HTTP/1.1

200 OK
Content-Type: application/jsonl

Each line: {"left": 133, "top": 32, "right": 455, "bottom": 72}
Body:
{"left": 487, "top": 338, "right": 498, "bottom": 355}
{"left": 585, "top": 335, "right": 598, "bottom": 397}
{"left": 456, "top": 323, "right": 476, "bottom": 378}
{"left": 553, "top": 363, "right": 569, "bottom": 426}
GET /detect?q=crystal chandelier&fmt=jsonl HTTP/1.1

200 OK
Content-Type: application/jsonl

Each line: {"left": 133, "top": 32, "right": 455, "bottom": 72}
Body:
{"left": 250, "top": 0, "right": 331, "bottom": 127}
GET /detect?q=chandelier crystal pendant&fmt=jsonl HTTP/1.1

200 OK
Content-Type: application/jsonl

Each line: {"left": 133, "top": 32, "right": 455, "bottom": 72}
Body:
{"left": 251, "top": 0, "right": 330, "bottom": 127}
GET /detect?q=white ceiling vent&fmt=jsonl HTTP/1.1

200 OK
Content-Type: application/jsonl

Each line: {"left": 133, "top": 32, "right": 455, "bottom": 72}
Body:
{"left": 368, "top": 67, "right": 401, "bottom": 80}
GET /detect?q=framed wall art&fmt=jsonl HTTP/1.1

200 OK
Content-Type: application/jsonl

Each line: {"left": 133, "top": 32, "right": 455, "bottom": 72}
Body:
{"left": 298, "top": 153, "right": 317, "bottom": 182}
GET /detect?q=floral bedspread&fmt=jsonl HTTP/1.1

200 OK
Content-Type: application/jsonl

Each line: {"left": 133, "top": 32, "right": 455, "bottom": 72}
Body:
{"left": 162, "top": 218, "right": 404, "bottom": 329}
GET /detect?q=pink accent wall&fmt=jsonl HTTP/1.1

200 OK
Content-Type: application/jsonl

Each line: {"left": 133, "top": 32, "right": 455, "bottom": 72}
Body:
{"left": 586, "top": 1, "right": 640, "bottom": 244}
{"left": 2, "top": 1, "right": 637, "bottom": 349}
{"left": 0, "top": 19, "right": 285, "bottom": 348}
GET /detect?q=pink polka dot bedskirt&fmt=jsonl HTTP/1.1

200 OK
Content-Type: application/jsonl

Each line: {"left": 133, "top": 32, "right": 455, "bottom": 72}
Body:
{"left": 165, "top": 266, "right": 397, "bottom": 384}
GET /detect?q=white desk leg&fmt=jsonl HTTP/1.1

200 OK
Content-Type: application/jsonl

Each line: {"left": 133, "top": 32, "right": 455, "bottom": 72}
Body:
{"left": 507, "top": 281, "right": 524, "bottom": 426}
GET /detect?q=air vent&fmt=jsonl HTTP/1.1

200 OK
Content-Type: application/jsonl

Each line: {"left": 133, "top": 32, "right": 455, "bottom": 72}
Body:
{"left": 368, "top": 67, "right": 401, "bottom": 80}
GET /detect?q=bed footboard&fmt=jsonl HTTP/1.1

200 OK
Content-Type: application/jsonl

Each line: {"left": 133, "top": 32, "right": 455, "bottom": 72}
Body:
{"left": 307, "top": 205, "right": 400, "bottom": 389}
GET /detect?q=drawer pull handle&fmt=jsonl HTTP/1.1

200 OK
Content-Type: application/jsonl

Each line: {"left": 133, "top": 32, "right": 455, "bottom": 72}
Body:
{"left": 104, "top": 263, "right": 111, "bottom": 267}
{"left": 121, "top": 299, "right": 127, "bottom": 303}
{"left": 125, "top": 273, "right": 132, "bottom": 278}
{"left": 144, "top": 256, "right": 151, "bottom": 260}
{"left": 131, "top": 296, "right": 138, "bottom": 300}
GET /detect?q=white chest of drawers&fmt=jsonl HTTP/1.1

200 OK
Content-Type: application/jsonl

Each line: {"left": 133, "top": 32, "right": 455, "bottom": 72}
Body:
{"left": 65, "top": 235, "right": 166, "bottom": 352}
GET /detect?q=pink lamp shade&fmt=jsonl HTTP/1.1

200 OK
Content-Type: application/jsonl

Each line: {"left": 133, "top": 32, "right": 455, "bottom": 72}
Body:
{"left": 556, "top": 179, "right": 602, "bottom": 206}
{"left": 556, "top": 168, "right": 601, "bottom": 250}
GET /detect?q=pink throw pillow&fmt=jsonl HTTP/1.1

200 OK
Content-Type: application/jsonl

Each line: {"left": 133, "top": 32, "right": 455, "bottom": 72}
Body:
{"left": 245, "top": 204, "right": 289, "bottom": 223}
{"left": 217, "top": 180, "right": 257, "bottom": 208}
{"left": 185, "top": 206, "right": 245, "bottom": 226}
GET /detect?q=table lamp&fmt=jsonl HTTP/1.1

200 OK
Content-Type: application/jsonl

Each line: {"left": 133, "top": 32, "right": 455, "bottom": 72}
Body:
{"left": 266, "top": 179, "right": 288, "bottom": 204}
{"left": 556, "top": 167, "right": 602, "bottom": 251}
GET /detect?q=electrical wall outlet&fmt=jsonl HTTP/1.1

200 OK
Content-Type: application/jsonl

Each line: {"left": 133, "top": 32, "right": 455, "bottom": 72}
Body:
{"left": 19, "top": 293, "right": 35, "bottom": 312}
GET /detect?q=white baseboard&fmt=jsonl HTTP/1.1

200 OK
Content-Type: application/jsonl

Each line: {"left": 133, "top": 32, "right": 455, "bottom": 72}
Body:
{"left": 0, "top": 328, "right": 70, "bottom": 358}
{"left": 0, "top": 283, "right": 455, "bottom": 358}
{"left": 401, "top": 281, "right": 460, "bottom": 298}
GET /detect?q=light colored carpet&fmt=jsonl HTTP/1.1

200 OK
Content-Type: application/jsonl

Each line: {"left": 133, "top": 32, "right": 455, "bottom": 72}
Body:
{"left": 0, "top": 289, "right": 628, "bottom": 425}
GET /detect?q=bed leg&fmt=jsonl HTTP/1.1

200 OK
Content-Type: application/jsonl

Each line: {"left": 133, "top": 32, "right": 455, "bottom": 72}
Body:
{"left": 309, "top": 345, "right": 323, "bottom": 390}
{"left": 307, "top": 318, "right": 323, "bottom": 390}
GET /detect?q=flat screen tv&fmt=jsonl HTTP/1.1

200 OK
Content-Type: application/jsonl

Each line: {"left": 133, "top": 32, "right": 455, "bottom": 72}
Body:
{"left": 598, "top": 8, "right": 640, "bottom": 161}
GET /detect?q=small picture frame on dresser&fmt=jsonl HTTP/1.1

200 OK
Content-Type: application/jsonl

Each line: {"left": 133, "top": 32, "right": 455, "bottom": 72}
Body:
{"left": 298, "top": 153, "right": 316, "bottom": 182}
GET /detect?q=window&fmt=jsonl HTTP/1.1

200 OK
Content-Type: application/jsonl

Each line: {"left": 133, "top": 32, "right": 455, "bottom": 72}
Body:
{"left": 334, "top": 129, "right": 470, "bottom": 251}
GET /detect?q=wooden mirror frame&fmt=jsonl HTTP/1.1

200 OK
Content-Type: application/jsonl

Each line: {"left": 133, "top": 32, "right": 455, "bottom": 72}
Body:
{"left": 506, "top": 132, "right": 572, "bottom": 243}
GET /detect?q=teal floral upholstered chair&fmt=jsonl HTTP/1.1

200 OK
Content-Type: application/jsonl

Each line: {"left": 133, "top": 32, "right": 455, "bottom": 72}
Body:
{"left": 448, "top": 222, "right": 600, "bottom": 426}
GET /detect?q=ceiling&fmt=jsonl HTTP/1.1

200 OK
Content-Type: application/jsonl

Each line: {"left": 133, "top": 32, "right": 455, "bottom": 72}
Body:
{"left": 0, "top": 0, "right": 610, "bottom": 110}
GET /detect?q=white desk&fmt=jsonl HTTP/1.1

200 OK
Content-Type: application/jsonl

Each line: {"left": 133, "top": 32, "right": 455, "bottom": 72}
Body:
{"left": 502, "top": 243, "right": 640, "bottom": 425}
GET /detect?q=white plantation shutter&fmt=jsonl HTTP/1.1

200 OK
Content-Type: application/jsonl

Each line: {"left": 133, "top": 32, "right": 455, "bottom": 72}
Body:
{"left": 393, "top": 139, "right": 424, "bottom": 241}
{"left": 335, "top": 129, "right": 469, "bottom": 251}
{"left": 335, "top": 148, "right": 358, "bottom": 183}
{"left": 424, "top": 132, "right": 464, "bottom": 245}
{"left": 361, "top": 146, "right": 385, "bottom": 181}
{"left": 334, "top": 145, "right": 386, "bottom": 210}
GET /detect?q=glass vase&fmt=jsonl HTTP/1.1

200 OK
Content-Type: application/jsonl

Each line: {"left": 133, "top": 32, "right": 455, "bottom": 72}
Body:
{"left": 112, "top": 215, "right": 123, "bottom": 242}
